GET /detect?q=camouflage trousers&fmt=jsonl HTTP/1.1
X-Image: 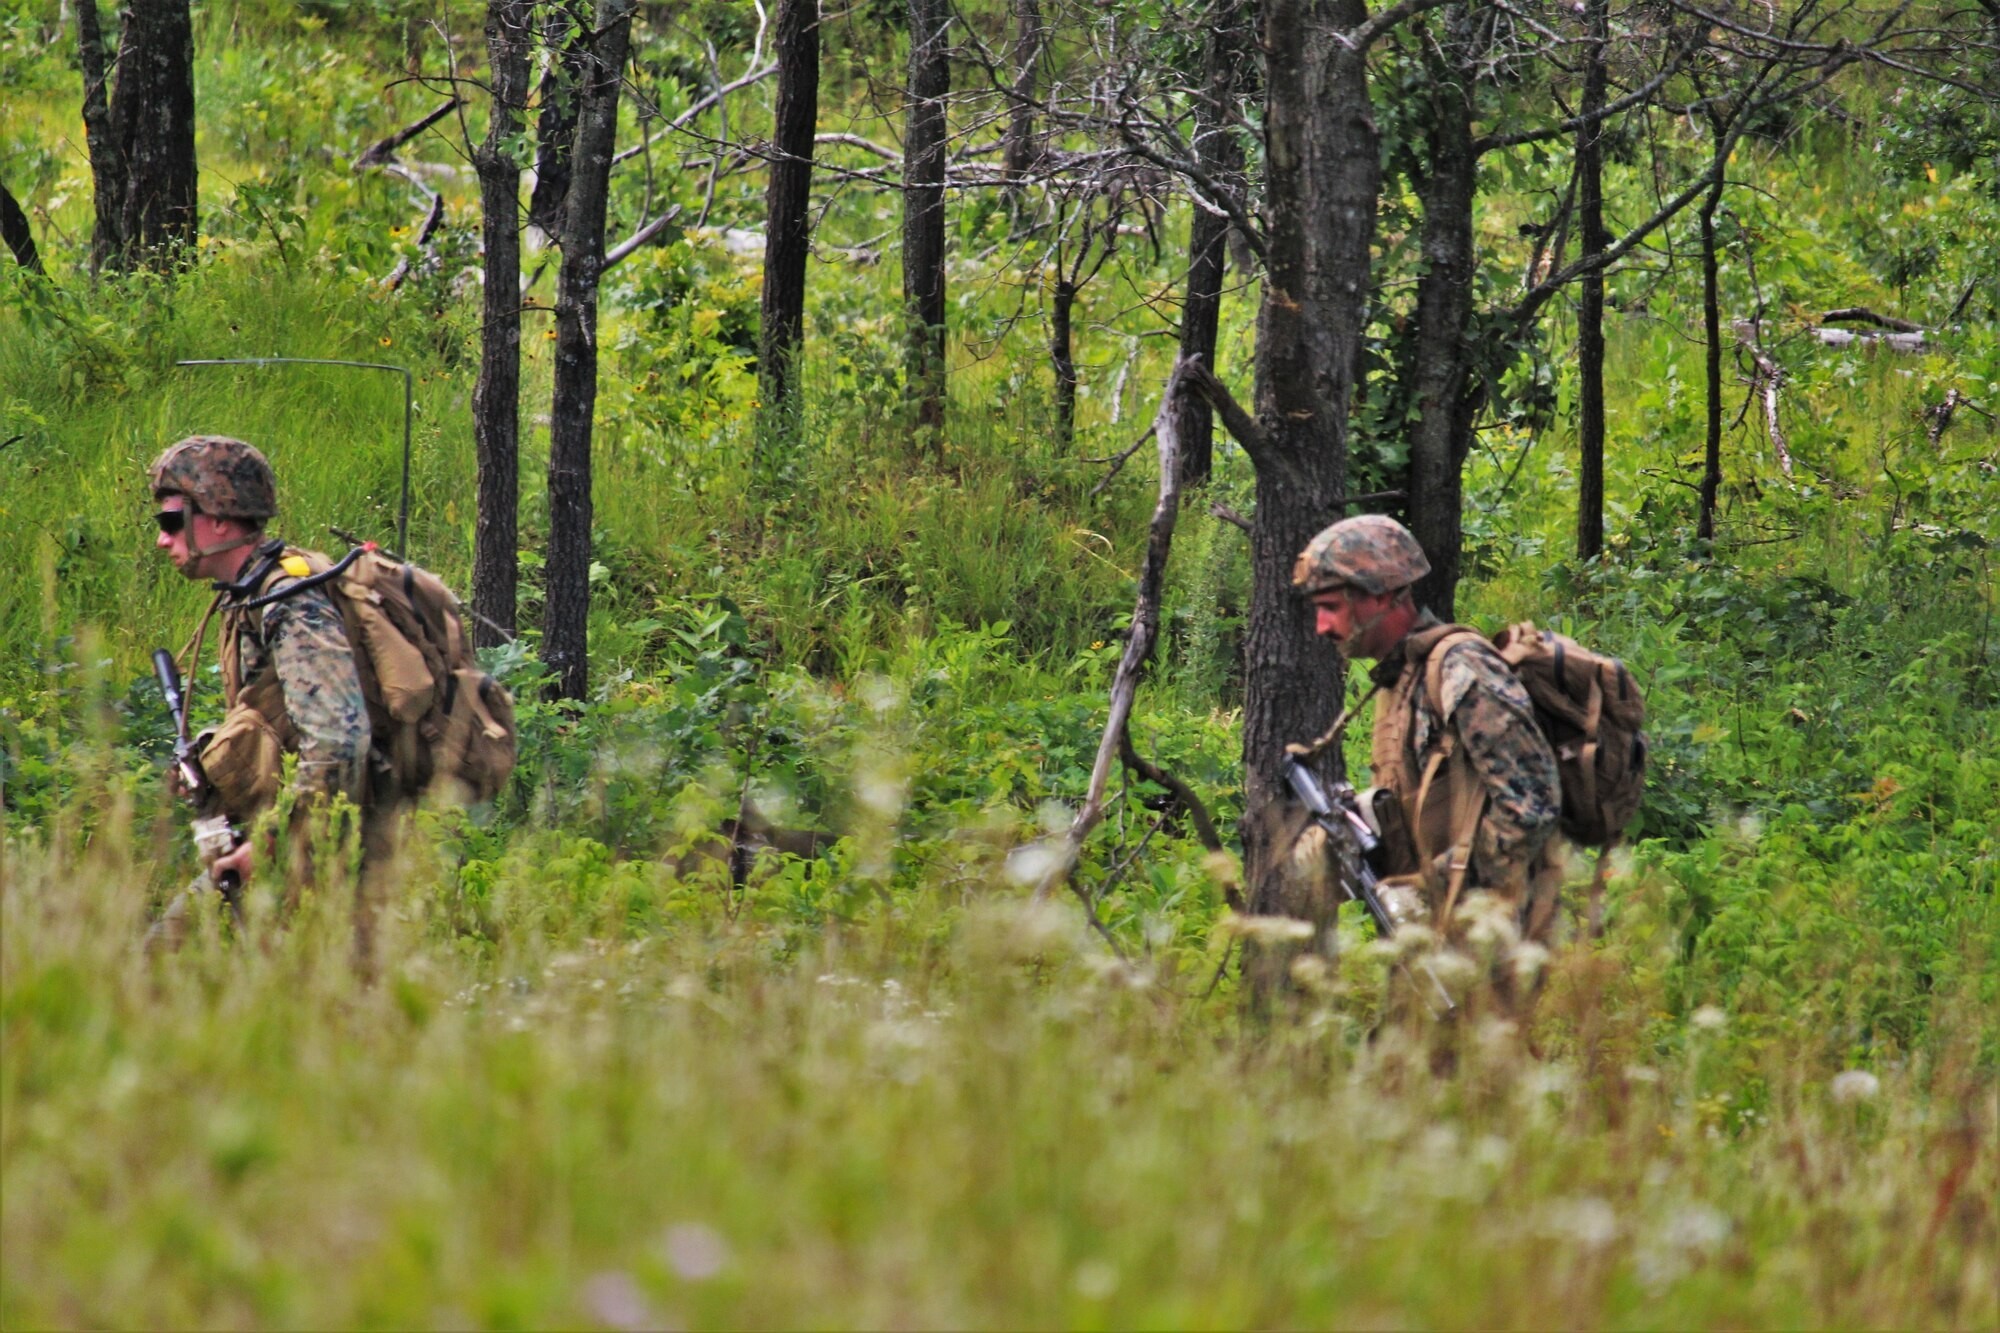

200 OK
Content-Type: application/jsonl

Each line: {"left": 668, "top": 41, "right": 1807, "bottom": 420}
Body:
{"left": 143, "top": 795, "right": 407, "bottom": 979}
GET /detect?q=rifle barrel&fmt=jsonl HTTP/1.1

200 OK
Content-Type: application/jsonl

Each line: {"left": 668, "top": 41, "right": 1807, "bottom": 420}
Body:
{"left": 152, "top": 649, "right": 186, "bottom": 733}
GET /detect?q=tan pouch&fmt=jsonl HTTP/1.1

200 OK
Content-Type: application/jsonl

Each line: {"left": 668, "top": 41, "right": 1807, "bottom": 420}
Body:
{"left": 438, "top": 667, "right": 517, "bottom": 801}
{"left": 199, "top": 706, "right": 284, "bottom": 821}
{"left": 336, "top": 580, "right": 437, "bottom": 723}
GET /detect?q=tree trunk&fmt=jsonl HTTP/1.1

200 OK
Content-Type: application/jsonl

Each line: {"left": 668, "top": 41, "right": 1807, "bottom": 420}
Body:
{"left": 76, "top": 0, "right": 126, "bottom": 273}
{"left": 1, "top": 181, "right": 42, "bottom": 274}
{"left": 759, "top": 0, "right": 820, "bottom": 417}
{"left": 902, "top": 0, "right": 950, "bottom": 441}
{"left": 528, "top": 7, "right": 587, "bottom": 235}
{"left": 1173, "top": 0, "right": 1247, "bottom": 490}
{"left": 472, "top": 0, "right": 533, "bottom": 650}
{"left": 1051, "top": 276, "right": 1077, "bottom": 445}
{"left": 1405, "top": 18, "right": 1480, "bottom": 619}
{"left": 1697, "top": 174, "right": 1725, "bottom": 543}
{"left": 1575, "top": 0, "right": 1609, "bottom": 561}
{"left": 102, "top": 0, "right": 199, "bottom": 271}
{"left": 1001, "top": 0, "right": 1042, "bottom": 207}
{"left": 1238, "top": 0, "right": 1377, "bottom": 908}
{"left": 543, "top": 0, "right": 634, "bottom": 701}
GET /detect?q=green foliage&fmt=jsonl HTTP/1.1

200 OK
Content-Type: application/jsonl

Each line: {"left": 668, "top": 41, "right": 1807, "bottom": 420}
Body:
{"left": 3, "top": 9, "right": 1999, "bottom": 1327}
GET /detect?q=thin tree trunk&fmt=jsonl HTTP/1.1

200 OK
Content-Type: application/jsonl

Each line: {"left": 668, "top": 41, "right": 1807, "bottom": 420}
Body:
{"left": 1575, "top": 0, "right": 1609, "bottom": 561}
{"left": 1052, "top": 276, "right": 1077, "bottom": 444}
{"left": 1237, "top": 0, "right": 1376, "bottom": 908}
{"left": 543, "top": 0, "right": 634, "bottom": 700}
{"left": 1696, "top": 174, "right": 1726, "bottom": 542}
{"left": 105, "top": 0, "right": 199, "bottom": 270}
{"left": 1406, "top": 17, "right": 1479, "bottom": 619}
{"left": 1, "top": 181, "right": 42, "bottom": 274}
{"left": 76, "top": 0, "right": 125, "bottom": 272}
{"left": 902, "top": 0, "right": 949, "bottom": 441}
{"left": 472, "top": 0, "right": 533, "bottom": 649}
{"left": 759, "top": 0, "right": 820, "bottom": 417}
{"left": 1173, "top": 0, "right": 1246, "bottom": 490}
{"left": 1001, "top": 0, "right": 1042, "bottom": 208}
{"left": 528, "top": 7, "right": 587, "bottom": 235}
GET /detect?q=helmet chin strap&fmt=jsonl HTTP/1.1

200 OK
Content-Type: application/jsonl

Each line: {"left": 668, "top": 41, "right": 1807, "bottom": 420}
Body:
{"left": 191, "top": 531, "right": 258, "bottom": 560}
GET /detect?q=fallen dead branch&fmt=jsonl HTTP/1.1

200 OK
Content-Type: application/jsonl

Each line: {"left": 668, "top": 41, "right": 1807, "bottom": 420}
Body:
{"left": 1033, "top": 359, "right": 1191, "bottom": 921}
{"left": 1820, "top": 306, "right": 1923, "bottom": 333}
{"left": 382, "top": 182, "right": 444, "bottom": 291}
{"left": 352, "top": 98, "right": 462, "bottom": 171}
{"left": 1119, "top": 728, "right": 1222, "bottom": 852}
{"left": 1743, "top": 342, "right": 1794, "bottom": 481}
{"left": 603, "top": 204, "right": 682, "bottom": 271}
{"left": 1926, "top": 387, "right": 1963, "bottom": 447}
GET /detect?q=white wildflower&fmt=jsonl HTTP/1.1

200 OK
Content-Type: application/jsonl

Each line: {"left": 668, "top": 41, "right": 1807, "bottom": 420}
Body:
{"left": 660, "top": 1223, "right": 731, "bottom": 1281}
{"left": 1830, "top": 1069, "right": 1881, "bottom": 1103}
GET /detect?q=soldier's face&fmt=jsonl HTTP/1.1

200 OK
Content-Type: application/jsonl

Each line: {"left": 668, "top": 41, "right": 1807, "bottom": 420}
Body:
{"left": 154, "top": 495, "right": 232, "bottom": 579}
{"left": 1312, "top": 587, "right": 1397, "bottom": 659}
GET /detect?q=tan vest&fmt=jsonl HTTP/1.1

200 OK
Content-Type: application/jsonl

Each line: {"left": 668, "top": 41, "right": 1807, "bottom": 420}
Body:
{"left": 196, "top": 546, "right": 348, "bottom": 821}
{"left": 1369, "top": 622, "right": 1491, "bottom": 903}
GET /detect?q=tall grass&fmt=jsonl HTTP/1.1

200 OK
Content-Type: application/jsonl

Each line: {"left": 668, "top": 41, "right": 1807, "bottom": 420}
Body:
{"left": 4, "top": 770, "right": 1994, "bottom": 1329}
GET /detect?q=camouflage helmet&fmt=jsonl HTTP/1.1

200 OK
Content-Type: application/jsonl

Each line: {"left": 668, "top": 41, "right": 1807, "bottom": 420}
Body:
{"left": 1292, "top": 514, "right": 1430, "bottom": 596}
{"left": 148, "top": 436, "right": 278, "bottom": 522}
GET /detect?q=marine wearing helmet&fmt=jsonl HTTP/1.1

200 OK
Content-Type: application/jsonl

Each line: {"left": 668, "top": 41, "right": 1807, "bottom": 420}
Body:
{"left": 1294, "top": 515, "right": 1562, "bottom": 956}
{"left": 146, "top": 435, "right": 371, "bottom": 958}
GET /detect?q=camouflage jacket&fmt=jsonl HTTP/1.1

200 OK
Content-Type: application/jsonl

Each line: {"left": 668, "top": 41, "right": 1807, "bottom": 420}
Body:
{"left": 1368, "top": 611, "right": 1561, "bottom": 892}
{"left": 217, "top": 546, "right": 370, "bottom": 810}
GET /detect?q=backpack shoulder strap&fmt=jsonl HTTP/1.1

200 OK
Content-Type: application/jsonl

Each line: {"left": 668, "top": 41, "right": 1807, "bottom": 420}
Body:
{"left": 1404, "top": 625, "right": 1492, "bottom": 921}
{"left": 1415, "top": 625, "right": 1490, "bottom": 724}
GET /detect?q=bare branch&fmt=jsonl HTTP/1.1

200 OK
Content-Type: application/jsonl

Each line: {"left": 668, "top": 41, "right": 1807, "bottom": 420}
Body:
{"left": 1033, "top": 359, "right": 1192, "bottom": 917}
{"left": 602, "top": 204, "right": 683, "bottom": 270}
{"left": 353, "top": 98, "right": 463, "bottom": 170}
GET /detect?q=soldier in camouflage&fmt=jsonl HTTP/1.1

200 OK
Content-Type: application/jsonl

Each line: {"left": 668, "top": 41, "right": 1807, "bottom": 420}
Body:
{"left": 146, "top": 436, "right": 375, "bottom": 956}
{"left": 1294, "top": 515, "right": 1564, "bottom": 943}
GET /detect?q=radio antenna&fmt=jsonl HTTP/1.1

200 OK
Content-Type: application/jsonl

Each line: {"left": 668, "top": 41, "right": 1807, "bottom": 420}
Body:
{"left": 175, "top": 357, "right": 414, "bottom": 554}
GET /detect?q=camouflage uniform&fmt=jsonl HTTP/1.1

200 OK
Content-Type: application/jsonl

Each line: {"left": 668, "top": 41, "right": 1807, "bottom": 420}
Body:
{"left": 1295, "top": 514, "right": 1563, "bottom": 937}
{"left": 146, "top": 437, "right": 383, "bottom": 962}
{"left": 219, "top": 558, "right": 371, "bottom": 806}
{"left": 1368, "top": 611, "right": 1562, "bottom": 901}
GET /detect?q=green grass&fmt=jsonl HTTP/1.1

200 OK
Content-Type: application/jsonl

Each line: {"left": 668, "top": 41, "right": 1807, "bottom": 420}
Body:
{"left": 4, "top": 9, "right": 2000, "bottom": 1328}
{"left": 4, "top": 796, "right": 1994, "bottom": 1329}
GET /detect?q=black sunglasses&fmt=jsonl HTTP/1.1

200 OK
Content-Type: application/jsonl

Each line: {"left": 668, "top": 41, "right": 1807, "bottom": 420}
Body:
{"left": 154, "top": 509, "right": 188, "bottom": 535}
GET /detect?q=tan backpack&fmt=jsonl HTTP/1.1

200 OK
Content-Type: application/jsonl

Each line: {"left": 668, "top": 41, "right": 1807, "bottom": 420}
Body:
{"left": 217, "top": 543, "right": 517, "bottom": 807}
{"left": 1485, "top": 622, "right": 1647, "bottom": 849}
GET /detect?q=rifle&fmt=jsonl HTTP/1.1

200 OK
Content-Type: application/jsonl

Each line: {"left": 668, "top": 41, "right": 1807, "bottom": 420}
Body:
{"left": 153, "top": 649, "right": 245, "bottom": 919}
{"left": 1283, "top": 755, "right": 1455, "bottom": 1015}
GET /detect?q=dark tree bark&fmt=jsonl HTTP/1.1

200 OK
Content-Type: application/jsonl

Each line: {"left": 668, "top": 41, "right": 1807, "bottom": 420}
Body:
{"left": 1, "top": 181, "right": 42, "bottom": 274}
{"left": 472, "top": 0, "right": 534, "bottom": 650}
{"left": 759, "top": 0, "right": 821, "bottom": 416}
{"left": 1173, "top": 1, "right": 1248, "bottom": 489}
{"left": 1051, "top": 275, "right": 1077, "bottom": 444}
{"left": 80, "top": 0, "right": 197, "bottom": 272}
{"left": 1697, "top": 172, "right": 1725, "bottom": 543}
{"left": 1233, "top": 0, "right": 1379, "bottom": 907}
{"left": 1575, "top": 0, "right": 1610, "bottom": 561}
{"left": 1001, "top": 0, "right": 1042, "bottom": 205}
{"left": 543, "top": 0, "right": 635, "bottom": 700}
{"left": 902, "top": 0, "right": 950, "bottom": 440}
{"left": 528, "top": 7, "right": 588, "bottom": 234}
{"left": 76, "top": 0, "right": 126, "bottom": 272}
{"left": 1405, "top": 12, "right": 1481, "bottom": 619}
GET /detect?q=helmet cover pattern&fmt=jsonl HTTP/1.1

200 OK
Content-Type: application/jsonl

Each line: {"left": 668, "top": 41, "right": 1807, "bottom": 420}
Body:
{"left": 148, "top": 436, "right": 278, "bottom": 522}
{"left": 1292, "top": 514, "right": 1431, "bottom": 596}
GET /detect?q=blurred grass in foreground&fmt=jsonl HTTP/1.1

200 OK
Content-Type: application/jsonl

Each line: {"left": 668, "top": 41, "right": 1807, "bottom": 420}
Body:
{"left": 3, "top": 761, "right": 1994, "bottom": 1330}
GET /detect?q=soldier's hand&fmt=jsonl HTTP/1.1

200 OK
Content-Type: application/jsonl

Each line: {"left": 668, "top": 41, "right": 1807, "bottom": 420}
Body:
{"left": 207, "top": 839, "right": 255, "bottom": 890}
{"left": 166, "top": 766, "right": 191, "bottom": 799}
